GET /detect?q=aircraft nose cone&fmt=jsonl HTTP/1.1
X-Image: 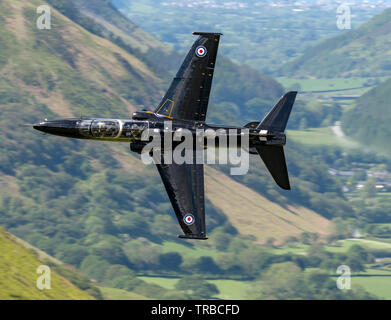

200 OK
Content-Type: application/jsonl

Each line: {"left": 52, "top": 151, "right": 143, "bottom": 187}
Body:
{"left": 32, "top": 119, "right": 82, "bottom": 137}
{"left": 33, "top": 121, "right": 48, "bottom": 133}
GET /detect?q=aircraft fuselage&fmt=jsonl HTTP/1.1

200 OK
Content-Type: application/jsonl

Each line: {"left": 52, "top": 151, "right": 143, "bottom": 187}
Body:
{"left": 33, "top": 112, "right": 286, "bottom": 154}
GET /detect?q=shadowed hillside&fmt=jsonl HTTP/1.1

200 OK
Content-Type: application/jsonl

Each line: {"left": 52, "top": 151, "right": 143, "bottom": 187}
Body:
{"left": 342, "top": 77, "right": 391, "bottom": 152}
{"left": 280, "top": 7, "right": 391, "bottom": 78}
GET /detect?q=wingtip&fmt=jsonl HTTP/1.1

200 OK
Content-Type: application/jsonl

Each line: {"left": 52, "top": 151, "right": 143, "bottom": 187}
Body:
{"left": 192, "top": 32, "right": 223, "bottom": 36}
{"left": 277, "top": 183, "right": 291, "bottom": 190}
{"left": 285, "top": 91, "right": 298, "bottom": 97}
{"left": 178, "top": 234, "right": 208, "bottom": 240}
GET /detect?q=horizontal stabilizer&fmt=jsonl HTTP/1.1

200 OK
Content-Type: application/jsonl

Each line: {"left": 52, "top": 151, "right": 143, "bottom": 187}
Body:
{"left": 256, "top": 146, "right": 290, "bottom": 190}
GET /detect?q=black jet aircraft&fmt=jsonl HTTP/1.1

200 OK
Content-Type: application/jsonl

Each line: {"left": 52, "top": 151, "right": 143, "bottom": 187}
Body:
{"left": 33, "top": 32, "right": 297, "bottom": 240}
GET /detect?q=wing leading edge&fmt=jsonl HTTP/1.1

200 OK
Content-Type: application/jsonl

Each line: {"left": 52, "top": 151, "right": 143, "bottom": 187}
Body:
{"left": 154, "top": 32, "right": 222, "bottom": 122}
{"left": 156, "top": 152, "right": 207, "bottom": 240}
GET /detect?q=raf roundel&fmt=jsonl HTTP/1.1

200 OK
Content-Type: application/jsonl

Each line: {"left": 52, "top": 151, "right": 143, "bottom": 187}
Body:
{"left": 195, "top": 46, "right": 207, "bottom": 57}
{"left": 183, "top": 214, "right": 195, "bottom": 226}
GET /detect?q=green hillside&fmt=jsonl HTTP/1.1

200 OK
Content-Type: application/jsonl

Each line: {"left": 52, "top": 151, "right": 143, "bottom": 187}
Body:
{"left": 342, "top": 77, "right": 391, "bottom": 152}
{"left": 0, "top": 226, "right": 93, "bottom": 300}
{"left": 280, "top": 7, "right": 391, "bottom": 78}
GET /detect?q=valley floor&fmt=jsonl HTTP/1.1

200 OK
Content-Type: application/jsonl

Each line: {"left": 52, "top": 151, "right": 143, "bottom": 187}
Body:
{"left": 137, "top": 238, "right": 391, "bottom": 300}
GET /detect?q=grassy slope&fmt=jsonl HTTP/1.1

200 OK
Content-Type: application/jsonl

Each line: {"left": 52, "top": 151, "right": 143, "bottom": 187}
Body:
{"left": 205, "top": 167, "right": 330, "bottom": 243}
{"left": 0, "top": 227, "right": 93, "bottom": 300}
{"left": 281, "top": 8, "right": 391, "bottom": 78}
{"left": 0, "top": 0, "right": 162, "bottom": 119}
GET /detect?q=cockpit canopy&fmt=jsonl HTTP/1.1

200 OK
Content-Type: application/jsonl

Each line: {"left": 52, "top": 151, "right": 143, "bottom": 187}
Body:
{"left": 91, "top": 120, "right": 120, "bottom": 138}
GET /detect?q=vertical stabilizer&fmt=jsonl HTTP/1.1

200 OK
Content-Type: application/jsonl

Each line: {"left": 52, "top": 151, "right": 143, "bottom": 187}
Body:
{"left": 257, "top": 91, "right": 297, "bottom": 132}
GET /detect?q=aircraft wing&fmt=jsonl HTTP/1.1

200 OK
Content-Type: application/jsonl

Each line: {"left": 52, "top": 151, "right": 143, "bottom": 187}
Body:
{"left": 154, "top": 32, "right": 222, "bottom": 122}
{"left": 156, "top": 153, "right": 207, "bottom": 240}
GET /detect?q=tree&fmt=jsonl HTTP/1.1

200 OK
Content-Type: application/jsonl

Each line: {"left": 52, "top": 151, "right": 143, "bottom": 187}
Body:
{"left": 123, "top": 239, "right": 161, "bottom": 270}
{"left": 196, "top": 256, "right": 221, "bottom": 274}
{"left": 110, "top": 275, "right": 143, "bottom": 291}
{"left": 80, "top": 255, "right": 111, "bottom": 281}
{"left": 362, "top": 178, "right": 377, "bottom": 199}
{"left": 347, "top": 245, "right": 368, "bottom": 264}
{"left": 346, "top": 256, "right": 365, "bottom": 273}
{"left": 159, "top": 252, "right": 183, "bottom": 271}
{"left": 319, "top": 259, "right": 340, "bottom": 272}
{"left": 91, "top": 237, "right": 126, "bottom": 264}
{"left": 266, "top": 237, "right": 276, "bottom": 247}
{"left": 214, "top": 253, "right": 244, "bottom": 274}
{"left": 284, "top": 236, "right": 299, "bottom": 246}
{"left": 212, "top": 231, "right": 231, "bottom": 251}
{"left": 300, "top": 232, "right": 312, "bottom": 245}
{"left": 250, "top": 263, "right": 375, "bottom": 300}
{"left": 238, "top": 247, "right": 274, "bottom": 277}
{"left": 175, "top": 275, "right": 219, "bottom": 299}
{"left": 254, "top": 262, "right": 303, "bottom": 299}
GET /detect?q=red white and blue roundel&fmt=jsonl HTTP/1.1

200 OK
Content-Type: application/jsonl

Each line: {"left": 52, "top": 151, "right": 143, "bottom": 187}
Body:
{"left": 195, "top": 46, "right": 207, "bottom": 57}
{"left": 183, "top": 214, "right": 195, "bottom": 225}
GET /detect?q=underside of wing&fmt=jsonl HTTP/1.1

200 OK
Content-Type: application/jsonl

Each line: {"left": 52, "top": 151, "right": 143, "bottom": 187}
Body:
{"left": 154, "top": 32, "right": 222, "bottom": 122}
{"left": 155, "top": 152, "right": 207, "bottom": 240}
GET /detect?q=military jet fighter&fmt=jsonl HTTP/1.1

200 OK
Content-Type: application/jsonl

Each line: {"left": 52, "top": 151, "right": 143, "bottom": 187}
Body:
{"left": 33, "top": 32, "right": 297, "bottom": 240}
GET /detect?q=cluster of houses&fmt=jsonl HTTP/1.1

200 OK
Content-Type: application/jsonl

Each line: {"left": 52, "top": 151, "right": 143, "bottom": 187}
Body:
{"left": 328, "top": 168, "right": 391, "bottom": 193}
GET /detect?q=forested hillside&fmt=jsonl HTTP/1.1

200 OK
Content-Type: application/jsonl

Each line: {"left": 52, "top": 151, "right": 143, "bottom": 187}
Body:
{"left": 342, "top": 78, "right": 391, "bottom": 152}
{"left": 280, "top": 7, "right": 391, "bottom": 78}
{"left": 111, "top": 0, "right": 386, "bottom": 75}
{"left": 0, "top": 0, "right": 365, "bottom": 299}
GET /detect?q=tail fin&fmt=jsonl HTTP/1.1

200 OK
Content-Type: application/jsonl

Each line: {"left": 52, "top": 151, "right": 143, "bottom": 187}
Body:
{"left": 256, "top": 146, "right": 290, "bottom": 190}
{"left": 257, "top": 91, "right": 297, "bottom": 132}
{"left": 254, "top": 91, "right": 297, "bottom": 190}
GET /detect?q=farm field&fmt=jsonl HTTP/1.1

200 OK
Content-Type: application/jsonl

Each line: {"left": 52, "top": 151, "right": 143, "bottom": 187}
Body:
{"left": 98, "top": 286, "right": 150, "bottom": 300}
{"left": 269, "top": 238, "right": 391, "bottom": 256}
{"left": 160, "top": 241, "right": 219, "bottom": 258}
{"left": 353, "top": 276, "right": 391, "bottom": 299}
{"left": 138, "top": 276, "right": 252, "bottom": 300}
{"left": 276, "top": 77, "right": 390, "bottom": 92}
{"left": 287, "top": 127, "right": 360, "bottom": 149}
